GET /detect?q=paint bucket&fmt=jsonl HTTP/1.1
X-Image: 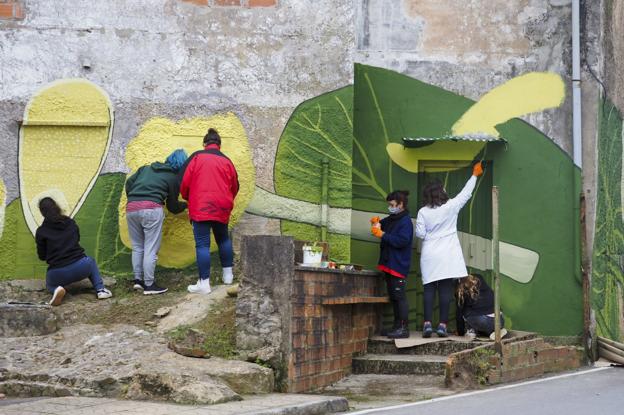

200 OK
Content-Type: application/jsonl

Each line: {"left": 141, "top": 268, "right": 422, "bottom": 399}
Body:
{"left": 302, "top": 246, "right": 323, "bottom": 265}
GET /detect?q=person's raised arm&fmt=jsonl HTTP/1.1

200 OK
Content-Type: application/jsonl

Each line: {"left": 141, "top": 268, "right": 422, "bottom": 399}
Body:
{"left": 449, "top": 162, "right": 482, "bottom": 211}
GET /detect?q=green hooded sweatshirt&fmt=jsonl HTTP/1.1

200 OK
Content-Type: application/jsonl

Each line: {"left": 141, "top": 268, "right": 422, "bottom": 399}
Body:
{"left": 125, "top": 162, "right": 187, "bottom": 214}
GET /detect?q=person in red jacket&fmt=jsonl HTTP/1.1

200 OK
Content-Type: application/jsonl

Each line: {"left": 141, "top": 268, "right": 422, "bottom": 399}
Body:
{"left": 180, "top": 128, "right": 239, "bottom": 294}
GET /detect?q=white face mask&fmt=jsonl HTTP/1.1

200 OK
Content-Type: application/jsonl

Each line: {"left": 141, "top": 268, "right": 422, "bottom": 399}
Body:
{"left": 388, "top": 206, "right": 401, "bottom": 214}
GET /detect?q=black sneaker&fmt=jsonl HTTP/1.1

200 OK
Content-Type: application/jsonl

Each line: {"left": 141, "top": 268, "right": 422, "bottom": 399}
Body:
{"left": 387, "top": 325, "right": 410, "bottom": 339}
{"left": 143, "top": 283, "right": 168, "bottom": 295}
{"left": 133, "top": 280, "right": 145, "bottom": 291}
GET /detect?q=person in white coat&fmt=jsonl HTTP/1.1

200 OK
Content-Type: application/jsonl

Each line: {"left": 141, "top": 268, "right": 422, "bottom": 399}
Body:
{"left": 415, "top": 162, "right": 483, "bottom": 337}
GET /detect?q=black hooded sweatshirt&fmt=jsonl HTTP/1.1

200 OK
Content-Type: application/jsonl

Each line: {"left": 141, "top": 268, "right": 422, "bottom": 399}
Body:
{"left": 35, "top": 217, "right": 86, "bottom": 269}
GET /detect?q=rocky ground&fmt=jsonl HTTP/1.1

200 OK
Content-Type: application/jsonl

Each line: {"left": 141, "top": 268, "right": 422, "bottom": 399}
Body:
{"left": 0, "top": 272, "right": 274, "bottom": 405}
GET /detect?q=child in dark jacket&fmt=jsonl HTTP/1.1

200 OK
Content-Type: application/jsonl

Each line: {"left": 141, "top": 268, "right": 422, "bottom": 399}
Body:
{"left": 371, "top": 190, "right": 414, "bottom": 339}
{"left": 35, "top": 197, "right": 112, "bottom": 306}
{"left": 456, "top": 274, "right": 506, "bottom": 340}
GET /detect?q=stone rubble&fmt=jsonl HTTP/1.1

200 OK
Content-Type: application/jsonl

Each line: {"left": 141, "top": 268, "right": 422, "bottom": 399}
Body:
{"left": 0, "top": 324, "right": 274, "bottom": 405}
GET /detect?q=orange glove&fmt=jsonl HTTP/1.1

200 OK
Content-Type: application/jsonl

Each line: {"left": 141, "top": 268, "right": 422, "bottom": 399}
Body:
{"left": 472, "top": 161, "right": 483, "bottom": 177}
{"left": 371, "top": 226, "right": 384, "bottom": 238}
{"left": 370, "top": 216, "right": 380, "bottom": 225}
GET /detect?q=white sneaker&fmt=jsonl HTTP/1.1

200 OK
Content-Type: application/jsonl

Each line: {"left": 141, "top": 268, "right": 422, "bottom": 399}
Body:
{"left": 465, "top": 328, "right": 477, "bottom": 340}
{"left": 97, "top": 288, "right": 113, "bottom": 300}
{"left": 187, "top": 278, "right": 211, "bottom": 294}
{"left": 489, "top": 328, "right": 508, "bottom": 341}
{"left": 222, "top": 267, "right": 234, "bottom": 285}
{"left": 49, "top": 286, "right": 66, "bottom": 306}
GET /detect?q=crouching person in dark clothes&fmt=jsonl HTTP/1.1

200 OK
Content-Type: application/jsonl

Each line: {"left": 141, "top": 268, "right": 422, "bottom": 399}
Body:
{"left": 456, "top": 274, "right": 507, "bottom": 340}
{"left": 35, "top": 197, "right": 112, "bottom": 306}
{"left": 371, "top": 190, "right": 414, "bottom": 339}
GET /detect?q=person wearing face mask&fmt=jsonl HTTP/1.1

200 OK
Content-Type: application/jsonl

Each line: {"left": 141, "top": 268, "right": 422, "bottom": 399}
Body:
{"left": 371, "top": 190, "right": 414, "bottom": 339}
{"left": 415, "top": 162, "right": 483, "bottom": 338}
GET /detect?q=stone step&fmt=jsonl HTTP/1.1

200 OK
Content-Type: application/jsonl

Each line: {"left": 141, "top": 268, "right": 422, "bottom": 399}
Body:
{"left": 368, "top": 334, "right": 483, "bottom": 356}
{"left": 352, "top": 354, "right": 448, "bottom": 375}
{"left": 368, "top": 330, "right": 538, "bottom": 356}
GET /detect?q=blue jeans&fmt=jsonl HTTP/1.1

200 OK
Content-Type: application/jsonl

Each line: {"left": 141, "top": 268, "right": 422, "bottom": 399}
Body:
{"left": 46, "top": 256, "right": 105, "bottom": 293}
{"left": 192, "top": 221, "right": 233, "bottom": 281}
{"left": 465, "top": 314, "right": 505, "bottom": 336}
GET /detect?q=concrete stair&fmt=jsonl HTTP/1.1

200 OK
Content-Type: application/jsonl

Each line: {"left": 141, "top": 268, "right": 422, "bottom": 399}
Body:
{"left": 351, "top": 332, "right": 488, "bottom": 377}
{"left": 352, "top": 353, "right": 448, "bottom": 375}
{"left": 367, "top": 335, "right": 482, "bottom": 356}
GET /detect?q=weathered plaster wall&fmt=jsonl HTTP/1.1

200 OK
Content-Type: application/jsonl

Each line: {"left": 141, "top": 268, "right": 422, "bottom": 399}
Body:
{"left": 0, "top": 0, "right": 355, "bottom": 278}
{"left": 355, "top": 0, "right": 574, "bottom": 153}
{"left": 0, "top": 0, "right": 354, "bottom": 202}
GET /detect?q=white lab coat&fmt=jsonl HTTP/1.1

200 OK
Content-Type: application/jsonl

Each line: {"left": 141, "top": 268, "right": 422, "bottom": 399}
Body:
{"left": 415, "top": 176, "right": 477, "bottom": 285}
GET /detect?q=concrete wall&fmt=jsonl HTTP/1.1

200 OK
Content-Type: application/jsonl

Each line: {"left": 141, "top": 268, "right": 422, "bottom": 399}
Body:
{"left": 0, "top": 0, "right": 354, "bottom": 215}
{"left": 0, "top": 0, "right": 355, "bottom": 278}
{"left": 355, "top": 0, "right": 575, "bottom": 152}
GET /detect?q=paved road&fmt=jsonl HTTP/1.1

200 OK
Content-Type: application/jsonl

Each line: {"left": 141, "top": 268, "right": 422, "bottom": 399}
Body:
{"left": 349, "top": 367, "right": 624, "bottom": 415}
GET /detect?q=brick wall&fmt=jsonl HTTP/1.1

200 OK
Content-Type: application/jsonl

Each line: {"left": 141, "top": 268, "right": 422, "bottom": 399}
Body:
{"left": 288, "top": 268, "right": 384, "bottom": 392}
{"left": 446, "top": 335, "right": 586, "bottom": 388}
{"left": 0, "top": 1, "right": 24, "bottom": 20}
{"left": 181, "top": 0, "right": 277, "bottom": 7}
{"left": 237, "top": 236, "right": 386, "bottom": 393}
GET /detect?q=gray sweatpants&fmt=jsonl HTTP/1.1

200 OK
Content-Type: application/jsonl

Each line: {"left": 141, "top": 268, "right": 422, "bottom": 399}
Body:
{"left": 126, "top": 208, "right": 165, "bottom": 286}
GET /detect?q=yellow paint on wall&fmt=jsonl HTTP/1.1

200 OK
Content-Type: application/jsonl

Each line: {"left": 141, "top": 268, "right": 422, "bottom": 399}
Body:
{"left": 386, "top": 142, "right": 485, "bottom": 173}
{"left": 452, "top": 72, "right": 566, "bottom": 137}
{"left": 19, "top": 79, "right": 113, "bottom": 235}
{"left": 118, "top": 114, "right": 255, "bottom": 268}
{"left": 0, "top": 179, "right": 5, "bottom": 239}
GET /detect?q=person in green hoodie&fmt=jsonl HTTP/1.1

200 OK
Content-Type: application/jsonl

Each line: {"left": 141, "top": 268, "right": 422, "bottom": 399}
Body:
{"left": 125, "top": 149, "right": 188, "bottom": 295}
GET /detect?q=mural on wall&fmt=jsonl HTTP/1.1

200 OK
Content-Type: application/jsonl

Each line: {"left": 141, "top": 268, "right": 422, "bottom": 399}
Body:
{"left": 246, "top": 86, "right": 354, "bottom": 262}
{"left": 350, "top": 64, "right": 582, "bottom": 336}
{"left": 592, "top": 99, "right": 624, "bottom": 342}
{"left": 118, "top": 115, "right": 255, "bottom": 268}
{"left": 0, "top": 66, "right": 585, "bottom": 337}
{"left": 18, "top": 79, "right": 114, "bottom": 236}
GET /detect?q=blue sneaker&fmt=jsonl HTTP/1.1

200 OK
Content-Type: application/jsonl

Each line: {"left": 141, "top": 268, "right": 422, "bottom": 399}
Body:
{"left": 436, "top": 323, "right": 448, "bottom": 337}
{"left": 423, "top": 322, "right": 433, "bottom": 338}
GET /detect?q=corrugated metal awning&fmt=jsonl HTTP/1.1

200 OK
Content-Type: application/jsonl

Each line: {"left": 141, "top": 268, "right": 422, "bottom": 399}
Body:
{"left": 402, "top": 134, "right": 506, "bottom": 148}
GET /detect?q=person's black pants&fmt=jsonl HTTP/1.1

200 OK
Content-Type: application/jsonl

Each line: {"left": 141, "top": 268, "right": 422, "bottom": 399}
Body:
{"left": 386, "top": 274, "right": 409, "bottom": 324}
{"left": 423, "top": 278, "right": 454, "bottom": 324}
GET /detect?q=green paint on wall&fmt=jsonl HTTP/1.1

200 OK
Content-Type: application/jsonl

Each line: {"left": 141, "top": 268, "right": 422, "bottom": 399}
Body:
{"left": 275, "top": 86, "right": 353, "bottom": 209}
{"left": 352, "top": 64, "right": 582, "bottom": 336}
{"left": 592, "top": 99, "right": 624, "bottom": 342}
{"left": 281, "top": 220, "right": 349, "bottom": 263}
{"left": 0, "top": 198, "right": 45, "bottom": 280}
{"left": 74, "top": 173, "right": 133, "bottom": 277}
{"left": 274, "top": 86, "right": 353, "bottom": 260}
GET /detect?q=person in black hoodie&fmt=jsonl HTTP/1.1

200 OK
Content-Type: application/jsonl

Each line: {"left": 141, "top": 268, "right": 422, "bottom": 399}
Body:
{"left": 371, "top": 190, "right": 414, "bottom": 339}
{"left": 35, "top": 197, "right": 112, "bottom": 306}
{"left": 456, "top": 274, "right": 506, "bottom": 340}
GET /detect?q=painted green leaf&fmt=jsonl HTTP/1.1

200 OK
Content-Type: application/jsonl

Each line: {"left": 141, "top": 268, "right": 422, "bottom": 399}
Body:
{"left": 592, "top": 99, "right": 624, "bottom": 342}
{"left": 274, "top": 86, "right": 354, "bottom": 261}
{"left": 275, "top": 86, "right": 353, "bottom": 208}
{"left": 73, "top": 173, "right": 133, "bottom": 277}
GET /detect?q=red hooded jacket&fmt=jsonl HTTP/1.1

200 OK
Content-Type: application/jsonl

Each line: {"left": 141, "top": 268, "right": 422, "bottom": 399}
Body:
{"left": 180, "top": 144, "right": 239, "bottom": 223}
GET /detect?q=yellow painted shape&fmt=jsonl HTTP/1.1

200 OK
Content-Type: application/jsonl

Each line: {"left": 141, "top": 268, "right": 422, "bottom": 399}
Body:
{"left": 386, "top": 142, "right": 485, "bottom": 173}
{"left": 19, "top": 79, "right": 113, "bottom": 235}
{"left": 0, "top": 179, "right": 5, "bottom": 239}
{"left": 118, "top": 114, "right": 255, "bottom": 268}
{"left": 452, "top": 72, "right": 566, "bottom": 137}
